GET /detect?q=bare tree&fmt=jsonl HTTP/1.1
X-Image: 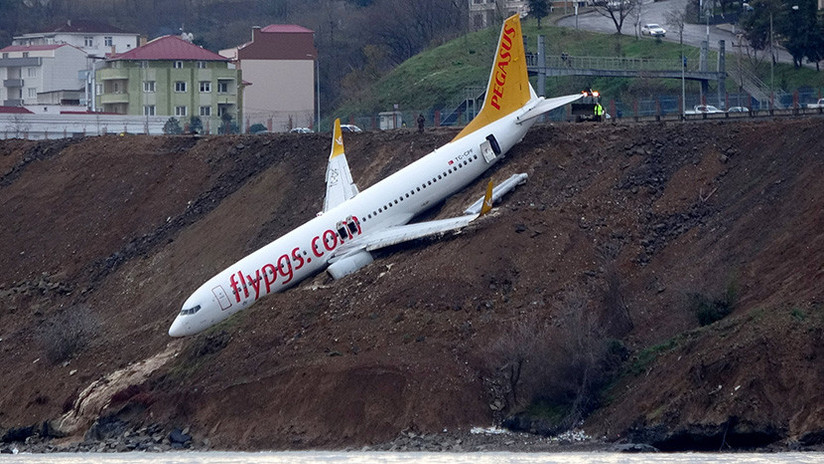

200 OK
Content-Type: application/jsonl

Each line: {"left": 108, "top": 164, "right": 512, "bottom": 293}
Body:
{"left": 593, "top": 0, "right": 637, "bottom": 35}
{"left": 664, "top": 9, "right": 686, "bottom": 47}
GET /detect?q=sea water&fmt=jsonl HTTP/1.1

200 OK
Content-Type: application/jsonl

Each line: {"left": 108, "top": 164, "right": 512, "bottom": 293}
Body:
{"left": 0, "top": 452, "right": 822, "bottom": 464}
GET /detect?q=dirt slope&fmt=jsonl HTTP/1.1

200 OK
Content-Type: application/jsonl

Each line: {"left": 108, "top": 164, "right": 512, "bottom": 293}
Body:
{"left": 0, "top": 117, "right": 822, "bottom": 451}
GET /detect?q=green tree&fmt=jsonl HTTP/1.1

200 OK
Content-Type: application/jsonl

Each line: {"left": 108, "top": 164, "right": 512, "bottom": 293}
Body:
{"left": 188, "top": 116, "right": 203, "bottom": 134}
{"left": 163, "top": 117, "right": 182, "bottom": 135}
{"left": 528, "top": 0, "right": 550, "bottom": 28}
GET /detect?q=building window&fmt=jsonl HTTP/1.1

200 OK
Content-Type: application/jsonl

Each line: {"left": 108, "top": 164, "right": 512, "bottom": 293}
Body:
{"left": 174, "top": 61, "right": 183, "bottom": 69}
{"left": 22, "top": 52, "right": 29, "bottom": 58}
{"left": 200, "top": 106, "right": 211, "bottom": 116}
{"left": 104, "top": 36, "right": 113, "bottom": 46}
{"left": 143, "top": 81, "right": 155, "bottom": 92}
{"left": 113, "top": 82, "right": 120, "bottom": 93}
{"left": 175, "top": 106, "right": 187, "bottom": 116}
{"left": 144, "top": 105, "right": 155, "bottom": 116}
{"left": 84, "top": 36, "right": 93, "bottom": 47}
{"left": 199, "top": 81, "right": 211, "bottom": 92}
{"left": 28, "top": 88, "right": 37, "bottom": 98}
{"left": 96, "top": 83, "right": 103, "bottom": 94}
{"left": 139, "top": 60, "right": 148, "bottom": 68}
{"left": 197, "top": 61, "right": 207, "bottom": 69}
{"left": 175, "top": 81, "right": 187, "bottom": 92}
{"left": 217, "top": 80, "right": 229, "bottom": 93}
{"left": 27, "top": 68, "right": 37, "bottom": 77}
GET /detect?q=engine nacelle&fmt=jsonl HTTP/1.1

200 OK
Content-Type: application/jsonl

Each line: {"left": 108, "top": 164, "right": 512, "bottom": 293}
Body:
{"left": 327, "top": 250, "right": 374, "bottom": 280}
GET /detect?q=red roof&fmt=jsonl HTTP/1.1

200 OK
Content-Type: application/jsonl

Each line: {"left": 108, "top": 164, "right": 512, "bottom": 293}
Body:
{"left": 260, "top": 25, "right": 314, "bottom": 34}
{"left": 111, "top": 35, "right": 228, "bottom": 61}
{"left": 0, "top": 106, "right": 34, "bottom": 114}
{"left": 0, "top": 44, "right": 70, "bottom": 53}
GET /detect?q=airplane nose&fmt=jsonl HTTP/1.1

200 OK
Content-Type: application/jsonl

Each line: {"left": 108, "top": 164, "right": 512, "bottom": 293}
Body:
{"left": 168, "top": 316, "right": 187, "bottom": 337}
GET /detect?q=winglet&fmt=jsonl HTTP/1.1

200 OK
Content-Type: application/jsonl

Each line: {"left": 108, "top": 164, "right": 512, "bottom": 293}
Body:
{"left": 330, "top": 118, "right": 345, "bottom": 159}
{"left": 480, "top": 180, "right": 494, "bottom": 216}
{"left": 452, "top": 14, "right": 531, "bottom": 141}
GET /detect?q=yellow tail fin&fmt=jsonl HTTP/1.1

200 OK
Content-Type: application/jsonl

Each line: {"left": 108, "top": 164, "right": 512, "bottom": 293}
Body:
{"left": 453, "top": 14, "right": 531, "bottom": 141}
{"left": 330, "top": 118, "right": 345, "bottom": 159}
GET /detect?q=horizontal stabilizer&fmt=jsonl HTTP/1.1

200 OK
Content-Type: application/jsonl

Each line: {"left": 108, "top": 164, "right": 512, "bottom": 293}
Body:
{"left": 516, "top": 93, "right": 585, "bottom": 123}
{"left": 464, "top": 173, "right": 528, "bottom": 215}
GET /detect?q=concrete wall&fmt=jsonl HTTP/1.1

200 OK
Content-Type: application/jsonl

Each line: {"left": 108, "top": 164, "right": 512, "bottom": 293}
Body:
{"left": 0, "top": 113, "right": 170, "bottom": 139}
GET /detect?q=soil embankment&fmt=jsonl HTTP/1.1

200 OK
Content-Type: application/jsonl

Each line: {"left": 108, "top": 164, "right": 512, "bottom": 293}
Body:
{"left": 0, "top": 117, "right": 822, "bottom": 452}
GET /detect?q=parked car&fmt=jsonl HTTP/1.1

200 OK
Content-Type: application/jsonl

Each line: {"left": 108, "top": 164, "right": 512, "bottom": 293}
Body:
{"left": 340, "top": 124, "right": 362, "bottom": 133}
{"left": 727, "top": 106, "right": 750, "bottom": 113}
{"left": 807, "top": 98, "right": 824, "bottom": 109}
{"left": 289, "top": 127, "right": 313, "bottom": 134}
{"left": 641, "top": 23, "right": 666, "bottom": 37}
{"left": 686, "top": 104, "right": 723, "bottom": 114}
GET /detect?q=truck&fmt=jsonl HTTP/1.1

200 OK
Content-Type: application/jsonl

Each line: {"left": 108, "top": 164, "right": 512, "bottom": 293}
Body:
{"left": 571, "top": 90, "right": 607, "bottom": 122}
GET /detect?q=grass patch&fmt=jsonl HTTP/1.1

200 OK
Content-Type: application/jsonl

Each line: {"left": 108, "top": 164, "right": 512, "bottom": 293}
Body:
{"left": 630, "top": 337, "right": 679, "bottom": 376}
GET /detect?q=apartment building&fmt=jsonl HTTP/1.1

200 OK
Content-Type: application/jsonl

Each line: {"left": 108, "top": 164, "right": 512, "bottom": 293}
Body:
{"left": 0, "top": 43, "right": 90, "bottom": 108}
{"left": 95, "top": 35, "right": 242, "bottom": 132}
{"left": 220, "top": 25, "right": 317, "bottom": 132}
{"left": 12, "top": 20, "right": 140, "bottom": 59}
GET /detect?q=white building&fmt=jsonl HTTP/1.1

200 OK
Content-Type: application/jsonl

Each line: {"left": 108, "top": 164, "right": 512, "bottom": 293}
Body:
{"left": 220, "top": 25, "right": 317, "bottom": 132}
{"left": 469, "top": 0, "right": 529, "bottom": 30}
{"left": 0, "top": 44, "right": 91, "bottom": 108}
{"left": 12, "top": 19, "right": 140, "bottom": 59}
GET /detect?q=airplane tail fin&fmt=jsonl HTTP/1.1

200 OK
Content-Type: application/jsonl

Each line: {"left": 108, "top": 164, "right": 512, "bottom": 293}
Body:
{"left": 453, "top": 14, "right": 531, "bottom": 141}
{"left": 330, "top": 118, "right": 345, "bottom": 160}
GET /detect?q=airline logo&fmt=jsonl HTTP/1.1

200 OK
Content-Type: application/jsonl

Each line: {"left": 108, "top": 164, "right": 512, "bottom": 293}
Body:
{"left": 490, "top": 22, "right": 517, "bottom": 111}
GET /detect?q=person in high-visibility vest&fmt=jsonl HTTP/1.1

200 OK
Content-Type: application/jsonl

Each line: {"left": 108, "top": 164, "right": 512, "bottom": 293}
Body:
{"left": 594, "top": 101, "right": 604, "bottom": 122}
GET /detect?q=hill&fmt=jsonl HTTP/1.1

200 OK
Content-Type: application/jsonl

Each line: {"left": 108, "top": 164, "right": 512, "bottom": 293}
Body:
{"left": 1, "top": 116, "right": 823, "bottom": 451}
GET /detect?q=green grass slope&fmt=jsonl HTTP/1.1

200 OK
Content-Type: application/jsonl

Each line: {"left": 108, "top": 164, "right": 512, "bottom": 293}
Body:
{"left": 331, "top": 17, "right": 824, "bottom": 124}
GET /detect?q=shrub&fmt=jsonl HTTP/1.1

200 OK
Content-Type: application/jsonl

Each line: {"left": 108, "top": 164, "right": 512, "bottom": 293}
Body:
{"left": 487, "top": 290, "right": 621, "bottom": 431}
{"left": 188, "top": 116, "right": 203, "bottom": 134}
{"left": 42, "top": 306, "right": 99, "bottom": 364}
{"left": 249, "top": 123, "right": 267, "bottom": 134}
{"left": 690, "top": 282, "right": 738, "bottom": 326}
{"left": 163, "top": 117, "right": 182, "bottom": 135}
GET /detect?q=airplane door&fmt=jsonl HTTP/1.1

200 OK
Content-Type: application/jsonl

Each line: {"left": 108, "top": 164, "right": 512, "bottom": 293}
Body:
{"left": 212, "top": 285, "right": 233, "bottom": 311}
{"left": 480, "top": 140, "right": 496, "bottom": 163}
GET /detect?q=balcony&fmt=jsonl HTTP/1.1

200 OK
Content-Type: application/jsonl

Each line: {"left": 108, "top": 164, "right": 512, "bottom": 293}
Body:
{"left": 3, "top": 99, "right": 24, "bottom": 106}
{"left": 3, "top": 79, "right": 24, "bottom": 88}
{"left": 0, "top": 57, "right": 41, "bottom": 67}
{"left": 97, "top": 68, "right": 130, "bottom": 80}
{"left": 100, "top": 92, "right": 129, "bottom": 104}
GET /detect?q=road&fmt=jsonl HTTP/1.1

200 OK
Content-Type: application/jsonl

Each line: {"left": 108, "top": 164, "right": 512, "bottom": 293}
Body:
{"left": 555, "top": 0, "right": 797, "bottom": 65}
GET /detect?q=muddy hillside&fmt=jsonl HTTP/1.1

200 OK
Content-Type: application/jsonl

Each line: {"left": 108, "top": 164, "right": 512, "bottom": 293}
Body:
{"left": 1, "top": 117, "right": 823, "bottom": 451}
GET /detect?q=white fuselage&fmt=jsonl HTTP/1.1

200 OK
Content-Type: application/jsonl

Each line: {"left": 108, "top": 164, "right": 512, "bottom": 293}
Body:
{"left": 169, "top": 111, "right": 536, "bottom": 336}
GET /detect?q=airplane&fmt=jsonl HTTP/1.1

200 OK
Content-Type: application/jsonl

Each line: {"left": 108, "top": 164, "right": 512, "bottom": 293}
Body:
{"left": 168, "top": 14, "right": 584, "bottom": 337}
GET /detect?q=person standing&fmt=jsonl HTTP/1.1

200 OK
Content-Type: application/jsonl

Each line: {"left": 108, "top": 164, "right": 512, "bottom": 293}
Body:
{"left": 594, "top": 102, "right": 604, "bottom": 122}
{"left": 416, "top": 113, "right": 425, "bottom": 133}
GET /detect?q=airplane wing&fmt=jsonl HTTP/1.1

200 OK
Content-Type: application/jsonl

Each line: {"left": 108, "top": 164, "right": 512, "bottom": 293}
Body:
{"left": 330, "top": 181, "right": 496, "bottom": 262}
{"left": 516, "top": 92, "right": 585, "bottom": 123}
{"left": 323, "top": 119, "right": 359, "bottom": 213}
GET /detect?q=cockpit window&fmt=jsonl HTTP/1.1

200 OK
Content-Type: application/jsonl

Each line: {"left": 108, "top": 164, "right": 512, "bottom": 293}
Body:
{"left": 179, "top": 305, "right": 201, "bottom": 316}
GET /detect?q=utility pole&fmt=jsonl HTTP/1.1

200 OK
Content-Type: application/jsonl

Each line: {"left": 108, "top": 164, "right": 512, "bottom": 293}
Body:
{"left": 769, "top": 10, "right": 774, "bottom": 110}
